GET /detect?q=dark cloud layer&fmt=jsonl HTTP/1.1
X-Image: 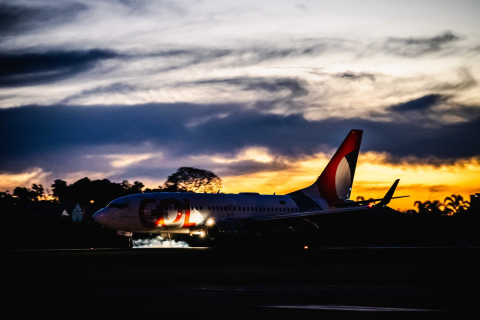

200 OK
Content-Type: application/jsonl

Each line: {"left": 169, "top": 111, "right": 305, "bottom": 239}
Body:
{"left": 0, "top": 49, "right": 119, "bottom": 87}
{"left": 385, "top": 31, "right": 460, "bottom": 57}
{"left": 1, "top": 99, "right": 480, "bottom": 177}
{"left": 389, "top": 94, "right": 445, "bottom": 112}
{"left": 0, "top": 2, "right": 87, "bottom": 36}
{"left": 191, "top": 77, "right": 308, "bottom": 98}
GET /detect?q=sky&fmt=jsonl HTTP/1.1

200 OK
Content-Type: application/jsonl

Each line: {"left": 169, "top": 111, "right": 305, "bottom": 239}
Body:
{"left": 1, "top": 0, "right": 480, "bottom": 210}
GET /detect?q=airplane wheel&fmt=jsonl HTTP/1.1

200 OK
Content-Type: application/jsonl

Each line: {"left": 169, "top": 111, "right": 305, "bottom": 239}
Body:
{"left": 128, "top": 237, "right": 133, "bottom": 249}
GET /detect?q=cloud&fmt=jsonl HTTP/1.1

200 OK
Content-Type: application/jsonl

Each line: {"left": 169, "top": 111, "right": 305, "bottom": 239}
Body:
{"left": 0, "top": 167, "right": 52, "bottom": 192}
{"left": 0, "top": 49, "right": 119, "bottom": 87}
{"left": 1, "top": 100, "right": 480, "bottom": 179}
{"left": 336, "top": 71, "right": 375, "bottom": 81}
{"left": 432, "top": 68, "right": 477, "bottom": 91}
{"left": 0, "top": 1, "right": 87, "bottom": 36}
{"left": 389, "top": 94, "right": 445, "bottom": 112}
{"left": 190, "top": 77, "right": 309, "bottom": 99}
{"left": 385, "top": 31, "right": 461, "bottom": 57}
{"left": 58, "top": 82, "right": 140, "bottom": 104}
{"left": 365, "top": 93, "right": 480, "bottom": 127}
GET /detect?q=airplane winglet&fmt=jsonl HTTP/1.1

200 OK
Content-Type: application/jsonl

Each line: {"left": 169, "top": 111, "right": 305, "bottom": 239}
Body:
{"left": 378, "top": 179, "right": 400, "bottom": 207}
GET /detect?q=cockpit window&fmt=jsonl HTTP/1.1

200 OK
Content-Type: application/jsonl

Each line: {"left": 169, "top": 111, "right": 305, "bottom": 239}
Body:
{"left": 107, "top": 203, "right": 128, "bottom": 209}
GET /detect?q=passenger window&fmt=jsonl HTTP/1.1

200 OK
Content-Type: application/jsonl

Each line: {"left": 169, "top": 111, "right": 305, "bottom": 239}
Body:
{"left": 200, "top": 206, "right": 203, "bottom": 210}
{"left": 208, "top": 206, "right": 211, "bottom": 210}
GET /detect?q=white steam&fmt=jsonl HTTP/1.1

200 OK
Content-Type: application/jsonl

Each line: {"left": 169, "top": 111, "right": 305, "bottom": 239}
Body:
{"left": 133, "top": 236, "right": 189, "bottom": 248}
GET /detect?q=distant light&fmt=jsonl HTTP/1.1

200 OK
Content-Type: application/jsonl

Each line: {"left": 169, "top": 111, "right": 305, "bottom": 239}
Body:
{"left": 368, "top": 204, "right": 373, "bottom": 208}
{"left": 206, "top": 219, "right": 215, "bottom": 226}
{"left": 90, "top": 200, "right": 94, "bottom": 204}
{"left": 304, "top": 246, "right": 308, "bottom": 249}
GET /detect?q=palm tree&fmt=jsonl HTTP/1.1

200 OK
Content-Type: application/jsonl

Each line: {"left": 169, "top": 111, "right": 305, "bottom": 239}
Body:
{"left": 414, "top": 200, "right": 429, "bottom": 214}
{"left": 414, "top": 200, "right": 445, "bottom": 215}
{"left": 444, "top": 194, "right": 470, "bottom": 215}
{"left": 426, "top": 200, "right": 444, "bottom": 215}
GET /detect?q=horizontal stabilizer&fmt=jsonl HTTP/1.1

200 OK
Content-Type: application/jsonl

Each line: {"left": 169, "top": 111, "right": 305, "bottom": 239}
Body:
{"left": 342, "top": 195, "right": 409, "bottom": 207}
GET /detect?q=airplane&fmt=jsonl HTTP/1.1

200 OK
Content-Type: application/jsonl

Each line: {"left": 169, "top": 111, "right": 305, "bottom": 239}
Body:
{"left": 93, "top": 129, "right": 408, "bottom": 247}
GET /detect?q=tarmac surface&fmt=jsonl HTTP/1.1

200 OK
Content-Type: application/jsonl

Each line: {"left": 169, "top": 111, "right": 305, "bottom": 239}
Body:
{"left": 3, "top": 247, "right": 478, "bottom": 319}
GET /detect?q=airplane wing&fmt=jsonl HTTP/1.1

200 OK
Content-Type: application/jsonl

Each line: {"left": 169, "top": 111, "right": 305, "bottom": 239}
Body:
{"left": 246, "top": 179, "right": 408, "bottom": 222}
{"left": 246, "top": 204, "right": 371, "bottom": 222}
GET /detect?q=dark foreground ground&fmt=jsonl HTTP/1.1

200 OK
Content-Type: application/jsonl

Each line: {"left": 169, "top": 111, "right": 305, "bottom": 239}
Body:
{"left": 3, "top": 247, "right": 479, "bottom": 319}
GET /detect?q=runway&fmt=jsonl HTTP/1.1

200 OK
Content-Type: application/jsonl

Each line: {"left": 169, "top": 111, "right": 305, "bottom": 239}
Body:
{"left": 3, "top": 247, "right": 477, "bottom": 318}
{"left": 23, "top": 284, "right": 470, "bottom": 318}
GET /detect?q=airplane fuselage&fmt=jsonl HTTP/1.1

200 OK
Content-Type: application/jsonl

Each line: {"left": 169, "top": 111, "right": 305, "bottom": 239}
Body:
{"left": 93, "top": 192, "right": 327, "bottom": 234}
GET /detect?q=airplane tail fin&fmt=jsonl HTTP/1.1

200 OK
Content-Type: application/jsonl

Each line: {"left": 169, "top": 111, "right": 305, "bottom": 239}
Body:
{"left": 288, "top": 129, "right": 363, "bottom": 206}
{"left": 378, "top": 179, "right": 400, "bottom": 207}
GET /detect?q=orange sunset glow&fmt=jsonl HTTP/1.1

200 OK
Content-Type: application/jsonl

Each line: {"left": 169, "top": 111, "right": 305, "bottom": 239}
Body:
{"left": 221, "top": 152, "right": 480, "bottom": 211}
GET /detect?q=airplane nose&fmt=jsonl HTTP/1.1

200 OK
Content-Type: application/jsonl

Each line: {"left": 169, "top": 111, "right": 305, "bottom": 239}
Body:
{"left": 93, "top": 208, "right": 110, "bottom": 226}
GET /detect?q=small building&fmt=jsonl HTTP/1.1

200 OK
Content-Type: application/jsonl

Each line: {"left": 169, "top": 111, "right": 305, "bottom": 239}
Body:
{"left": 60, "top": 210, "right": 70, "bottom": 218}
{"left": 71, "top": 204, "right": 84, "bottom": 222}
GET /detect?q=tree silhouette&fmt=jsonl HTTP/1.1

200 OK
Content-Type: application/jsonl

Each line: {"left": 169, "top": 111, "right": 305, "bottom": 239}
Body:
{"left": 427, "top": 200, "right": 444, "bottom": 215}
{"left": 414, "top": 200, "right": 444, "bottom": 215}
{"left": 414, "top": 195, "right": 470, "bottom": 215}
{"left": 414, "top": 200, "right": 428, "bottom": 214}
{"left": 163, "top": 167, "right": 222, "bottom": 193}
{"left": 13, "top": 184, "right": 44, "bottom": 201}
{"left": 444, "top": 194, "right": 470, "bottom": 215}
{"left": 51, "top": 178, "right": 145, "bottom": 206}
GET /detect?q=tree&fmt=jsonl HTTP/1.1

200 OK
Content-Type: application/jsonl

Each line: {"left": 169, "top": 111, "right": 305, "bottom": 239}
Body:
{"left": 52, "top": 179, "right": 68, "bottom": 202}
{"left": 13, "top": 186, "right": 37, "bottom": 202}
{"left": 414, "top": 200, "right": 428, "bottom": 214}
{"left": 121, "top": 180, "right": 144, "bottom": 195}
{"left": 414, "top": 200, "right": 444, "bottom": 215}
{"left": 31, "top": 184, "right": 44, "bottom": 200}
{"left": 162, "top": 167, "right": 222, "bottom": 193}
{"left": 0, "top": 190, "right": 14, "bottom": 203}
{"left": 444, "top": 194, "right": 470, "bottom": 215}
{"left": 51, "top": 177, "right": 146, "bottom": 206}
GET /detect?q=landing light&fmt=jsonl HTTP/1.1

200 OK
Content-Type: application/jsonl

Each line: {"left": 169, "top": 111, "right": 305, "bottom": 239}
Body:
{"left": 206, "top": 219, "right": 215, "bottom": 226}
{"left": 304, "top": 246, "right": 308, "bottom": 250}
